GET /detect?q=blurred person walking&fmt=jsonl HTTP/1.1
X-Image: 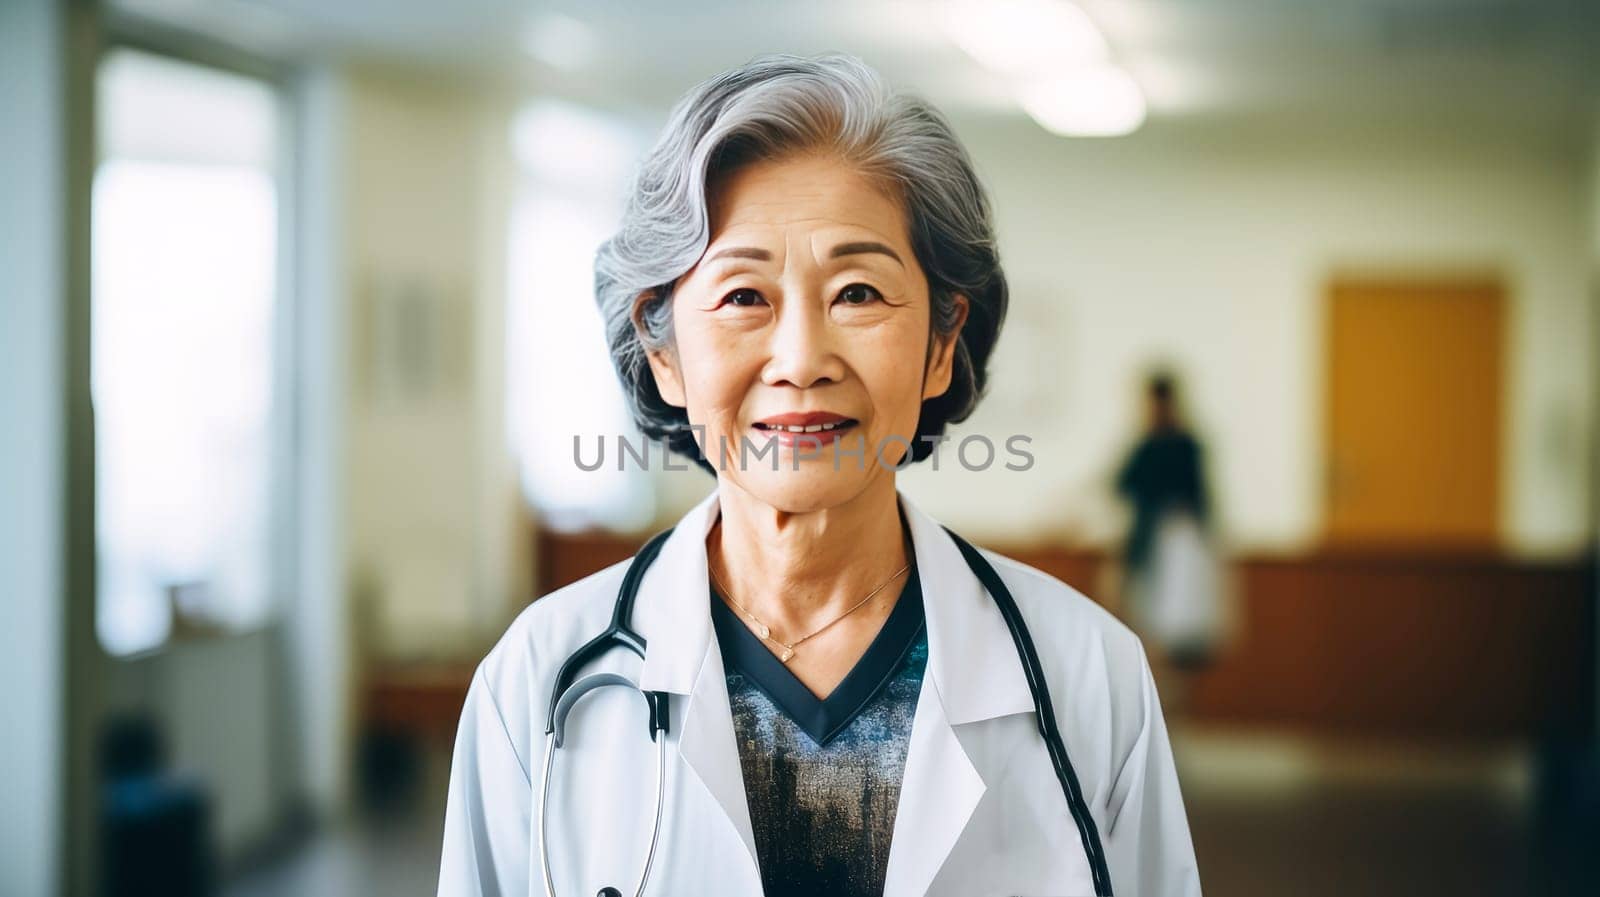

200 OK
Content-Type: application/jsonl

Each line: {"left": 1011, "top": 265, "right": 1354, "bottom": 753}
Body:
{"left": 1115, "top": 373, "right": 1227, "bottom": 710}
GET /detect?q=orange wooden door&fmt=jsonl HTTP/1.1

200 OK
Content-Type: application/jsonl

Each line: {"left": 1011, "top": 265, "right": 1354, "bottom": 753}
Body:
{"left": 1324, "top": 279, "right": 1504, "bottom": 548}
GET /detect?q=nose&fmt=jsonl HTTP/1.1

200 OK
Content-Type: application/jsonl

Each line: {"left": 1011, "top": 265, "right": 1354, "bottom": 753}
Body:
{"left": 761, "top": 292, "right": 845, "bottom": 389}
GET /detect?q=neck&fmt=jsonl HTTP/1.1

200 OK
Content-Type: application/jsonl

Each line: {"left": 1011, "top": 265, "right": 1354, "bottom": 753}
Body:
{"left": 707, "top": 477, "right": 911, "bottom": 637}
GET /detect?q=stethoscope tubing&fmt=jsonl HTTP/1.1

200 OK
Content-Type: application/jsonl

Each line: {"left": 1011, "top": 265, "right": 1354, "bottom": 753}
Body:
{"left": 943, "top": 526, "right": 1114, "bottom": 896}
{"left": 540, "top": 729, "right": 667, "bottom": 897}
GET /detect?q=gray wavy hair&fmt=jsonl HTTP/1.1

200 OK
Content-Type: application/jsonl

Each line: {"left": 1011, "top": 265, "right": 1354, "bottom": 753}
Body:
{"left": 594, "top": 53, "right": 1008, "bottom": 475}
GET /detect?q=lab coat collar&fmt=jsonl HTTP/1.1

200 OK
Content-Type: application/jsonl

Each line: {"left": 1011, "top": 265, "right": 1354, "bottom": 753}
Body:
{"left": 900, "top": 489, "right": 1038, "bottom": 724}
{"left": 633, "top": 485, "right": 1036, "bottom": 722}
{"left": 632, "top": 488, "right": 722, "bottom": 697}
{"left": 632, "top": 488, "right": 752, "bottom": 868}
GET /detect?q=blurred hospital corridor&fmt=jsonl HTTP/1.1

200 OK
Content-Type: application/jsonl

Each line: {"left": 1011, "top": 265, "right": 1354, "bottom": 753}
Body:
{"left": 4, "top": 1, "right": 1599, "bottom": 896}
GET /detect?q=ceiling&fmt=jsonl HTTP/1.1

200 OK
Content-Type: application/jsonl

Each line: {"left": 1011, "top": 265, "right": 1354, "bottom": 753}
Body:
{"left": 113, "top": 0, "right": 1600, "bottom": 136}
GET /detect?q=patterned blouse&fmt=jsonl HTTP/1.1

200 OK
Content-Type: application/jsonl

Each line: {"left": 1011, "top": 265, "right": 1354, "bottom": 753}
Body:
{"left": 710, "top": 568, "right": 927, "bottom": 897}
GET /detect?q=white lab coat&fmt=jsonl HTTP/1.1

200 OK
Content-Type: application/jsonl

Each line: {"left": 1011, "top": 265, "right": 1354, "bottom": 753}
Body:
{"left": 439, "top": 488, "right": 1201, "bottom": 897}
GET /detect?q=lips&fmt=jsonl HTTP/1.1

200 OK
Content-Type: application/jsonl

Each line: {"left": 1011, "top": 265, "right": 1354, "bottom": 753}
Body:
{"left": 750, "top": 411, "right": 860, "bottom": 450}
{"left": 752, "top": 411, "right": 858, "bottom": 433}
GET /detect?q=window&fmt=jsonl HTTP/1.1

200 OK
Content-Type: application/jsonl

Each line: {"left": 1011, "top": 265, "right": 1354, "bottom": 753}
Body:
{"left": 93, "top": 48, "right": 285, "bottom": 655}
{"left": 506, "top": 100, "right": 656, "bottom": 532}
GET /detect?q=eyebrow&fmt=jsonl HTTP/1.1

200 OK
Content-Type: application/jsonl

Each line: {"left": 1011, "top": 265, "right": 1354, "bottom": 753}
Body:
{"left": 703, "top": 241, "right": 904, "bottom": 267}
{"left": 704, "top": 246, "right": 772, "bottom": 263}
{"left": 830, "top": 241, "right": 904, "bottom": 267}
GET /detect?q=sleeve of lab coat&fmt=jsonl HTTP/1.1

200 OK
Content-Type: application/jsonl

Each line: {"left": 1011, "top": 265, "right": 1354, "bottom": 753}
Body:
{"left": 437, "top": 665, "right": 533, "bottom": 897}
{"left": 1102, "top": 645, "right": 1203, "bottom": 897}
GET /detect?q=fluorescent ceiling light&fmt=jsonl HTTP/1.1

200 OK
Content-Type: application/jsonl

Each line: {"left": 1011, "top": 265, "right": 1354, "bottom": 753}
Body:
{"left": 521, "top": 13, "right": 597, "bottom": 71}
{"left": 944, "top": 0, "right": 1146, "bottom": 136}
{"left": 943, "top": 0, "right": 1108, "bottom": 74}
{"left": 1019, "top": 65, "right": 1147, "bottom": 137}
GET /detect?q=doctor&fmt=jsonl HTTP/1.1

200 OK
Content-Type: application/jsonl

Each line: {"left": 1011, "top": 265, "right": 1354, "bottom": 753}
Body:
{"left": 440, "top": 54, "right": 1201, "bottom": 897}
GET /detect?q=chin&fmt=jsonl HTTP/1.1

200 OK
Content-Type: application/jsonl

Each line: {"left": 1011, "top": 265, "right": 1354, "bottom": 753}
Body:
{"left": 724, "top": 465, "right": 871, "bottom": 514}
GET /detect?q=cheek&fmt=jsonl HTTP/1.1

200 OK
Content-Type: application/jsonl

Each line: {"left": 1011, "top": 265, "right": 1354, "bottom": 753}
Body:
{"left": 673, "top": 326, "right": 759, "bottom": 418}
{"left": 855, "top": 320, "right": 929, "bottom": 425}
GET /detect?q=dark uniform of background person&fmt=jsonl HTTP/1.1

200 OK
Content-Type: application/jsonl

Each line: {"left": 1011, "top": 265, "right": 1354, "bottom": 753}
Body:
{"left": 1115, "top": 372, "right": 1217, "bottom": 679}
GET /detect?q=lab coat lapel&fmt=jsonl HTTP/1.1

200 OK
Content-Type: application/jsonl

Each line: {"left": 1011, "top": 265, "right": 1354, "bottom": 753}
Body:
{"left": 632, "top": 490, "right": 763, "bottom": 875}
{"left": 883, "top": 491, "right": 1037, "bottom": 897}
{"left": 881, "top": 673, "right": 986, "bottom": 897}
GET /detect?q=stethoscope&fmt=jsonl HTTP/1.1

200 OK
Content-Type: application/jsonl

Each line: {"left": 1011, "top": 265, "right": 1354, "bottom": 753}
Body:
{"left": 538, "top": 525, "right": 1115, "bottom": 897}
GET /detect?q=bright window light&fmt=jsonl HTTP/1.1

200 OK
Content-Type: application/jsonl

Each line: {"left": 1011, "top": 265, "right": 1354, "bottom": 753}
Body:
{"left": 1019, "top": 65, "right": 1147, "bottom": 137}
{"left": 93, "top": 49, "right": 282, "bottom": 656}
{"left": 512, "top": 100, "right": 638, "bottom": 191}
{"left": 507, "top": 101, "right": 655, "bottom": 532}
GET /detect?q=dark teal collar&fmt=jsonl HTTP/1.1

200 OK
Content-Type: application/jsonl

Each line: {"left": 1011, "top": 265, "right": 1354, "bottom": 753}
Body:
{"left": 710, "top": 566, "right": 925, "bottom": 747}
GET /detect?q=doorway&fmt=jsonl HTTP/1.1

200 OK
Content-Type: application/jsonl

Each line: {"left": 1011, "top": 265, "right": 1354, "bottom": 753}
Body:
{"left": 1323, "top": 277, "right": 1505, "bottom": 548}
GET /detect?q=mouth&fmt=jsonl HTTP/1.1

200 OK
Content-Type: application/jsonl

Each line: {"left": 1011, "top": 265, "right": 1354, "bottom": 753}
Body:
{"left": 750, "top": 412, "right": 860, "bottom": 449}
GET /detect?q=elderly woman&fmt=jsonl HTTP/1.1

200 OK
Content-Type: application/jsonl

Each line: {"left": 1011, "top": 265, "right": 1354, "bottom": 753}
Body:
{"left": 440, "top": 55, "right": 1200, "bottom": 897}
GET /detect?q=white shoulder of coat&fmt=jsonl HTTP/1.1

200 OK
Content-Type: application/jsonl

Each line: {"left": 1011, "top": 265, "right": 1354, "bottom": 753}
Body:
{"left": 974, "top": 550, "right": 1162, "bottom": 811}
{"left": 976, "top": 548, "right": 1152, "bottom": 704}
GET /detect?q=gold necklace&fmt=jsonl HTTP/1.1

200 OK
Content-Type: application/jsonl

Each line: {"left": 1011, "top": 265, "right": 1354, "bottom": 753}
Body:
{"left": 707, "top": 546, "right": 913, "bottom": 664}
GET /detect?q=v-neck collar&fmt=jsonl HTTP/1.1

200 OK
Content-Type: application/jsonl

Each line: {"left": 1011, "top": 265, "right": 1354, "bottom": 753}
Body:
{"left": 709, "top": 565, "right": 926, "bottom": 747}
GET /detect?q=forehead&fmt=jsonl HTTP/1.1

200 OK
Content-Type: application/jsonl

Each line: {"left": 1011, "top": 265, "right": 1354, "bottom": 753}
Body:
{"left": 706, "top": 154, "right": 909, "bottom": 248}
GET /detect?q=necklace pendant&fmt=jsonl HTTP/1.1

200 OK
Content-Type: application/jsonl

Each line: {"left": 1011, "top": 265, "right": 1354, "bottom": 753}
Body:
{"left": 778, "top": 646, "right": 795, "bottom": 663}
{"left": 754, "top": 621, "right": 770, "bottom": 640}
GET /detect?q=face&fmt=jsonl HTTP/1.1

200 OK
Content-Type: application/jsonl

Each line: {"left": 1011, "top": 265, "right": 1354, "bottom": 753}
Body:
{"left": 643, "top": 153, "right": 967, "bottom": 512}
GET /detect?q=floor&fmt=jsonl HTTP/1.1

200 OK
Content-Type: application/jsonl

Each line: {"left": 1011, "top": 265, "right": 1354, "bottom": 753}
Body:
{"left": 224, "top": 727, "right": 1573, "bottom": 897}
{"left": 1176, "top": 729, "right": 1534, "bottom": 897}
{"left": 227, "top": 814, "right": 446, "bottom": 897}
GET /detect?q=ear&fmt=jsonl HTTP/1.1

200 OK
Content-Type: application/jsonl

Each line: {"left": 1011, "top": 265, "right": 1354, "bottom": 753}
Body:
{"left": 922, "top": 293, "right": 970, "bottom": 400}
{"left": 645, "top": 346, "right": 687, "bottom": 408}
{"left": 635, "top": 290, "right": 687, "bottom": 408}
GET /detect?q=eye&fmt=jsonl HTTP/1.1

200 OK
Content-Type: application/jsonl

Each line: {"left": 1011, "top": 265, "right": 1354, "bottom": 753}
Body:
{"left": 721, "top": 288, "right": 766, "bottom": 308}
{"left": 836, "top": 283, "right": 882, "bottom": 306}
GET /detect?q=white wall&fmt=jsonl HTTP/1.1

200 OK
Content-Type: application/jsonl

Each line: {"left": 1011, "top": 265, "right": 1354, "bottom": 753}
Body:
{"left": 0, "top": 1, "right": 64, "bottom": 894}
{"left": 893, "top": 115, "right": 1595, "bottom": 556}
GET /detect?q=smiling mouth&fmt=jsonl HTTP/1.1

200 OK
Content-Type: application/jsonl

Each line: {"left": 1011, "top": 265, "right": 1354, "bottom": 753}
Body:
{"left": 751, "top": 418, "right": 859, "bottom": 434}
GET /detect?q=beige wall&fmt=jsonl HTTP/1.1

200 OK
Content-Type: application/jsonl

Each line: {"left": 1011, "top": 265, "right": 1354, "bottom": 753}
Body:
{"left": 341, "top": 67, "right": 530, "bottom": 659}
